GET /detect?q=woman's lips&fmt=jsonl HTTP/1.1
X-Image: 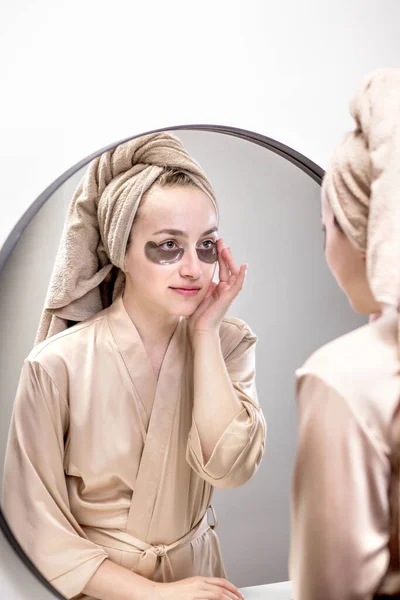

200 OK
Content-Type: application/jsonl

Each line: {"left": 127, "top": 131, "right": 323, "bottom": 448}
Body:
{"left": 170, "top": 287, "right": 201, "bottom": 296}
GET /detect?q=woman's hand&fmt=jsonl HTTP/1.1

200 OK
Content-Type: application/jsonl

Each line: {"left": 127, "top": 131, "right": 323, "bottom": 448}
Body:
{"left": 148, "top": 576, "right": 245, "bottom": 600}
{"left": 82, "top": 558, "right": 245, "bottom": 600}
{"left": 188, "top": 239, "right": 246, "bottom": 337}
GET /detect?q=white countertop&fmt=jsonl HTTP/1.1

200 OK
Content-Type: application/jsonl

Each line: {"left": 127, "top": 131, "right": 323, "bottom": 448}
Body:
{"left": 241, "top": 581, "right": 292, "bottom": 599}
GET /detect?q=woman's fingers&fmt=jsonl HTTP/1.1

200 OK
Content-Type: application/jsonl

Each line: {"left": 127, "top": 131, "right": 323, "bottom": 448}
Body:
{"left": 217, "top": 242, "right": 242, "bottom": 289}
{"left": 221, "top": 247, "right": 244, "bottom": 289}
{"left": 201, "top": 593, "right": 239, "bottom": 600}
{"left": 221, "top": 263, "right": 247, "bottom": 297}
{"left": 205, "top": 281, "right": 218, "bottom": 299}
{"left": 200, "top": 591, "right": 239, "bottom": 600}
{"left": 234, "top": 264, "right": 247, "bottom": 291}
{"left": 223, "top": 247, "right": 240, "bottom": 277}
{"left": 188, "top": 257, "right": 247, "bottom": 334}
{"left": 203, "top": 577, "right": 244, "bottom": 600}
{"left": 217, "top": 239, "right": 230, "bottom": 282}
{"left": 192, "top": 294, "right": 215, "bottom": 321}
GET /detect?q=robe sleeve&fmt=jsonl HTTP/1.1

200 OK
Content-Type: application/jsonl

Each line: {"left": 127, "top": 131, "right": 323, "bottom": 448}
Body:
{"left": 290, "top": 372, "right": 391, "bottom": 600}
{"left": 1, "top": 360, "right": 108, "bottom": 599}
{"left": 186, "top": 323, "right": 266, "bottom": 489}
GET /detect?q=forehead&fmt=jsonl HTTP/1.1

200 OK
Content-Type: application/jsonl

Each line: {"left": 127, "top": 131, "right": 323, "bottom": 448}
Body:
{"left": 138, "top": 185, "right": 218, "bottom": 231}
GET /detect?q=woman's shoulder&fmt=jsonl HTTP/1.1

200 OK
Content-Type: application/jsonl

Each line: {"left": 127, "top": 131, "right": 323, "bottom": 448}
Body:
{"left": 220, "top": 315, "right": 256, "bottom": 338}
{"left": 26, "top": 309, "right": 110, "bottom": 370}
{"left": 299, "top": 317, "right": 396, "bottom": 378}
{"left": 296, "top": 315, "right": 400, "bottom": 423}
{"left": 219, "top": 316, "right": 257, "bottom": 359}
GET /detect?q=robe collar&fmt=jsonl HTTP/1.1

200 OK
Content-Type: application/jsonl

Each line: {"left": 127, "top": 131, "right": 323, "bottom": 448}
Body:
{"left": 106, "top": 294, "right": 187, "bottom": 421}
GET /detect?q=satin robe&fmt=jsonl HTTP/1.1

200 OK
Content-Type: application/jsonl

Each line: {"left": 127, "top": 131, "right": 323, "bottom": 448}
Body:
{"left": 290, "top": 313, "right": 400, "bottom": 600}
{"left": 1, "top": 295, "right": 266, "bottom": 599}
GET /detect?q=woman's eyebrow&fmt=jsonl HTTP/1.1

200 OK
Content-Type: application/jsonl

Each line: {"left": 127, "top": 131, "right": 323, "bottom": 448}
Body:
{"left": 152, "top": 227, "right": 218, "bottom": 237}
{"left": 202, "top": 227, "right": 218, "bottom": 236}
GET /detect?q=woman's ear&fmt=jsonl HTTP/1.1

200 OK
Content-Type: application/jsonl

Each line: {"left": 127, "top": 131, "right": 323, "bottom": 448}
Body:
{"left": 361, "top": 252, "right": 366, "bottom": 261}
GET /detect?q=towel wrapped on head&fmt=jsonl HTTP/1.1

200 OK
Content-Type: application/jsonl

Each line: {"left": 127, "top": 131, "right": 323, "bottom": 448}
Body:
{"left": 35, "top": 132, "right": 218, "bottom": 345}
{"left": 322, "top": 68, "right": 400, "bottom": 336}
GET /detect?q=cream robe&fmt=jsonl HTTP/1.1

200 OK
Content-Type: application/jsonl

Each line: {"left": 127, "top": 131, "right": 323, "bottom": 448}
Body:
{"left": 1, "top": 295, "right": 266, "bottom": 600}
{"left": 290, "top": 313, "right": 400, "bottom": 600}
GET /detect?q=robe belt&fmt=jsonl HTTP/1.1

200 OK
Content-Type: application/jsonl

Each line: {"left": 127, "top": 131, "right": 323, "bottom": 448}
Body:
{"left": 81, "top": 506, "right": 218, "bottom": 579}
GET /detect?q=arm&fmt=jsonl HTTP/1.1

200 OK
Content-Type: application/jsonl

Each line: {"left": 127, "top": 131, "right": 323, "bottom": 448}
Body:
{"left": 290, "top": 373, "right": 391, "bottom": 600}
{"left": 186, "top": 323, "right": 266, "bottom": 489}
{"left": 1, "top": 360, "right": 151, "bottom": 600}
{"left": 191, "top": 329, "right": 243, "bottom": 460}
{"left": 83, "top": 560, "right": 155, "bottom": 600}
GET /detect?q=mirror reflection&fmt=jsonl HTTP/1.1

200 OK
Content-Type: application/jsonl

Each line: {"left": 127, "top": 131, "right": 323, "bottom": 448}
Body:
{"left": 289, "top": 68, "right": 400, "bottom": 600}
{"left": 0, "top": 129, "right": 365, "bottom": 599}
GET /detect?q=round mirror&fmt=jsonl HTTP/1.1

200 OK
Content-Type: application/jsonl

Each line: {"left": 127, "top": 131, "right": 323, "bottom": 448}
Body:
{"left": 0, "top": 127, "right": 366, "bottom": 598}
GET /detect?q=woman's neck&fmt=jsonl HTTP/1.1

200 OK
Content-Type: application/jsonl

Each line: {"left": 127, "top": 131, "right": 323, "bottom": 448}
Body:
{"left": 122, "top": 291, "right": 179, "bottom": 350}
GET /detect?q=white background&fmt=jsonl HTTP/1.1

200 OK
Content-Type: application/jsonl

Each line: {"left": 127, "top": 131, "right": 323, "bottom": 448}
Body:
{"left": 1, "top": 1, "right": 399, "bottom": 599}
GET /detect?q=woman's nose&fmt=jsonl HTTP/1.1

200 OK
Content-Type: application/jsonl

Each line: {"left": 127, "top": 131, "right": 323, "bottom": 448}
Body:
{"left": 179, "top": 248, "right": 202, "bottom": 279}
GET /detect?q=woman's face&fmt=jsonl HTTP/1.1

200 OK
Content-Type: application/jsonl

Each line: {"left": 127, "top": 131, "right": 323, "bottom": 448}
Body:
{"left": 322, "top": 192, "right": 380, "bottom": 315}
{"left": 124, "top": 185, "right": 218, "bottom": 319}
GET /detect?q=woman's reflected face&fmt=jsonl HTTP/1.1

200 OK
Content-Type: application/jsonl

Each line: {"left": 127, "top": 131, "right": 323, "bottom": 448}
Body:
{"left": 124, "top": 185, "right": 218, "bottom": 318}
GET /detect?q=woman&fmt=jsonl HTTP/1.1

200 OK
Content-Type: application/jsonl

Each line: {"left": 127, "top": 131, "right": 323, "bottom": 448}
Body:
{"left": 290, "top": 69, "right": 400, "bottom": 599}
{"left": 1, "top": 133, "right": 266, "bottom": 600}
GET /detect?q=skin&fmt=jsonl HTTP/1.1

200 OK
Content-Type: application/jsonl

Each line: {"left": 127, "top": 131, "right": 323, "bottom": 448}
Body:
{"left": 123, "top": 185, "right": 246, "bottom": 364}
{"left": 321, "top": 192, "right": 381, "bottom": 317}
{"left": 123, "top": 185, "right": 219, "bottom": 342}
{"left": 83, "top": 184, "right": 247, "bottom": 600}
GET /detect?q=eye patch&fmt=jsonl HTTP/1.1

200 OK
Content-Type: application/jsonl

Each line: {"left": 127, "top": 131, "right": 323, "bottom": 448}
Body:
{"left": 144, "top": 241, "right": 217, "bottom": 265}
{"left": 144, "top": 242, "right": 184, "bottom": 265}
{"left": 196, "top": 245, "right": 218, "bottom": 264}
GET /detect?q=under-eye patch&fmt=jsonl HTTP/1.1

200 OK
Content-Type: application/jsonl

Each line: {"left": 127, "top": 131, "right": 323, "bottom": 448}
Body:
{"left": 145, "top": 241, "right": 184, "bottom": 264}
{"left": 144, "top": 241, "right": 218, "bottom": 265}
{"left": 196, "top": 244, "right": 217, "bottom": 264}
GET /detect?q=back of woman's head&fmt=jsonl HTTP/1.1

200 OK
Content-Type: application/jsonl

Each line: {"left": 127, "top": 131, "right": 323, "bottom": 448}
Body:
{"left": 322, "top": 68, "right": 400, "bottom": 317}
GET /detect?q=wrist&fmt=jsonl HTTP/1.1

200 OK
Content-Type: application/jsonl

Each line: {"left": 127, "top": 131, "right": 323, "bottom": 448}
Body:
{"left": 190, "top": 329, "right": 221, "bottom": 356}
{"left": 190, "top": 327, "right": 220, "bottom": 340}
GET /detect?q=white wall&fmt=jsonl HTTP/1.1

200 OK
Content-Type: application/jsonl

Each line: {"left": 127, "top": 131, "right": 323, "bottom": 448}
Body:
{"left": 1, "top": 1, "right": 400, "bottom": 251}
{"left": 1, "top": 2, "right": 400, "bottom": 599}
{"left": 0, "top": 130, "right": 365, "bottom": 594}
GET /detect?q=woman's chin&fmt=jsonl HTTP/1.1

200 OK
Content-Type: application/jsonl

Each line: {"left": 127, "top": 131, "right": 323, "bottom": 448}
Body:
{"left": 169, "top": 300, "right": 201, "bottom": 318}
{"left": 177, "top": 307, "right": 198, "bottom": 318}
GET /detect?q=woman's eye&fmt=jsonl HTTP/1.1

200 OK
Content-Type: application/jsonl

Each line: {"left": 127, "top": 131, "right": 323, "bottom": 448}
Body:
{"left": 159, "top": 240, "right": 178, "bottom": 251}
{"left": 200, "top": 240, "right": 215, "bottom": 249}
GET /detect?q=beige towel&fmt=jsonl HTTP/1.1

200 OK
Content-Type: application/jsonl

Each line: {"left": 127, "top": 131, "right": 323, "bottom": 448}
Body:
{"left": 322, "top": 68, "right": 400, "bottom": 319}
{"left": 35, "top": 132, "right": 218, "bottom": 345}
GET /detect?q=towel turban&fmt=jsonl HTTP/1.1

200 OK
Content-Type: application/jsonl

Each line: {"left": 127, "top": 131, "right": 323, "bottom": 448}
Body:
{"left": 35, "top": 132, "right": 218, "bottom": 344}
{"left": 322, "top": 68, "right": 400, "bottom": 323}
